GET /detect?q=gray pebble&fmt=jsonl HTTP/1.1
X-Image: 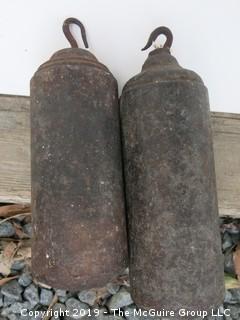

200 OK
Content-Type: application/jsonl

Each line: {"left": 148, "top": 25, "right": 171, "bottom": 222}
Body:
{"left": 224, "top": 290, "right": 233, "bottom": 304}
{"left": 124, "top": 305, "right": 142, "bottom": 320}
{"left": 8, "top": 301, "right": 31, "bottom": 314}
{"left": 55, "top": 289, "right": 67, "bottom": 303}
{"left": 7, "top": 315, "right": 18, "bottom": 320}
{"left": 3, "top": 295, "right": 18, "bottom": 307}
{"left": 40, "top": 288, "right": 53, "bottom": 306}
{"left": 222, "top": 232, "right": 233, "bottom": 251}
{"left": 23, "top": 283, "right": 39, "bottom": 308}
{"left": 65, "top": 297, "right": 89, "bottom": 319}
{"left": 228, "top": 304, "right": 240, "bottom": 319}
{"left": 51, "top": 303, "right": 66, "bottom": 319}
{"left": 11, "top": 260, "right": 26, "bottom": 271}
{"left": 78, "top": 289, "right": 97, "bottom": 306}
{"left": 224, "top": 252, "right": 235, "bottom": 275}
{"left": 1, "top": 280, "right": 23, "bottom": 301}
{"left": 106, "top": 283, "right": 120, "bottom": 295}
{"left": 0, "top": 292, "right": 3, "bottom": 307}
{"left": 107, "top": 287, "right": 133, "bottom": 311}
{"left": 55, "top": 289, "right": 67, "bottom": 297}
{"left": 59, "top": 296, "right": 67, "bottom": 303}
{"left": 0, "top": 221, "right": 15, "bottom": 237}
{"left": 23, "top": 223, "right": 32, "bottom": 237}
{"left": 95, "top": 316, "right": 123, "bottom": 320}
{"left": 229, "top": 288, "right": 240, "bottom": 303}
{"left": 18, "top": 273, "right": 32, "bottom": 287}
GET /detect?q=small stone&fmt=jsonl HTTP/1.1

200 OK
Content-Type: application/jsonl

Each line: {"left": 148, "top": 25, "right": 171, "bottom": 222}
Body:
{"left": 55, "top": 289, "right": 67, "bottom": 297}
{"left": 23, "top": 223, "right": 32, "bottom": 237}
{"left": 18, "top": 273, "right": 32, "bottom": 287}
{"left": 40, "top": 288, "right": 53, "bottom": 305}
{"left": 229, "top": 288, "right": 240, "bottom": 303}
{"left": 106, "top": 283, "right": 120, "bottom": 295}
{"left": 55, "top": 289, "right": 67, "bottom": 302}
{"left": 8, "top": 301, "right": 31, "bottom": 314}
{"left": 107, "top": 287, "right": 133, "bottom": 311}
{"left": 124, "top": 305, "right": 141, "bottom": 320}
{"left": 65, "top": 297, "right": 89, "bottom": 319}
{"left": 52, "top": 303, "right": 66, "bottom": 319}
{"left": 0, "top": 221, "right": 15, "bottom": 237}
{"left": 3, "top": 295, "right": 18, "bottom": 306}
{"left": 228, "top": 305, "right": 240, "bottom": 319}
{"left": 7, "top": 315, "right": 18, "bottom": 320}
{"left": 23, "top": 283, "right": 39, "bottom": 308}
{"left": 59, "top": 296, "right": 67, "bottom": 303}
{"left": 222, "top": 232, "right": 233, "bottom": 251}
{"left": 78, "top": 289, "right": 97, "bottom": 306}
{"left": 11, "top": 260, "right": 26, "bottom": 271}
{"left": 224, "top": 290, "right": 233, "bottom": 304}
{"left": 224, "top": 252, "right": 235, "bottom": 275}
{"left": 0, "top": 292, "right": 3, "bottom": 307}
{"left": 1, "top": 280, "right": 23, "bottom": 301}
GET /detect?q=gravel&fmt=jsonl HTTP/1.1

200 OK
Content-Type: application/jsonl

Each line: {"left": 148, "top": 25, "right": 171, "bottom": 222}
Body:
{"left": 23, "top": 223, "right": 32, "bottom": 237}
{"left": 106, "top": 287, "right": 133, "bottom": 311}
{"left": 23, "top": 283, "right": 39, "bottom": 308}
{"left": 0, "top": 292, "right": 3, "bottom": 307}
{"left": 106, "top": 283, "right": 120, "bottom": 295}
{"left": 10, "top": 260, "right": 26, "bottom": 271}
{"left": 18, "top": 273, "right": 32, "bottom": 287}
{"left": 0, "top": 222, "right": 15, "bottom": 238}
{"left": 0, "top": 216, "right": 240, "bottom": 320}
{"left": 40, "top": 288, "right": 53, "bottom": 305}
{"left": 1, "top": 280, "right": 23, "bottom": 301}
{"left": 7, "top": 301, "right": 31, "bottom": 314}
{"left": 65, "top": 297, "right": 89, "bottom": 319}
{"left": 78, "top": 289, "right": 97, "bottom": 306}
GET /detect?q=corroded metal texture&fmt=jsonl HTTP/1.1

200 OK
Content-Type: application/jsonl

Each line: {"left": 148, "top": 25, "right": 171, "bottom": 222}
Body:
{"left": 31, "top": 18, "right": 128, "bottom": 291}
{"left": 120, "top": 27, "right": 224, "bottom": 314}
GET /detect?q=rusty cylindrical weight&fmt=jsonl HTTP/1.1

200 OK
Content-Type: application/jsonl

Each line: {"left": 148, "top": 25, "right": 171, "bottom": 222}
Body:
{"left": 31, "top": 18, "right": 128, "bottom": 290}
{"left": 120, "top": 27, "right": 224, "bottom": 314}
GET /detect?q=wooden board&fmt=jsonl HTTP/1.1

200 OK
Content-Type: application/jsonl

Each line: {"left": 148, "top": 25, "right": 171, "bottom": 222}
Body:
{"left": 0, "top": 94, "right": 239, "bottom": 217}
{"left": 212, "top": 112, "right": 240, "bottom": 218}
{"left": 0, "top": 95, "right": 30, "bottom": 204}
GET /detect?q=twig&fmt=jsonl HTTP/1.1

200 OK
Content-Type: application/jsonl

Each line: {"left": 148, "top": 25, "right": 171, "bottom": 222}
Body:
{"left": 0, "top": 212, "right": 31, "bottom": 225}
{"left": 43, "top": 294, "right": 58, "bottom": 320}
{"left": 0, "top": 275, "right": 19, "bottom": 286}
{"left": 0, "top": 204, "right": 31, "bottom": 218}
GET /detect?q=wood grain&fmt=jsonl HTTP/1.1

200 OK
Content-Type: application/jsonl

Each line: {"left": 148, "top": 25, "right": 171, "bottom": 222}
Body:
{"left": 0, "top": 95, "right": 30, "bottom": 204}
{"left": 212, "top": 112, "right": 240, "bottom": 218}
{"left": 0, "top": 95, "right": 239, "bottom": 217}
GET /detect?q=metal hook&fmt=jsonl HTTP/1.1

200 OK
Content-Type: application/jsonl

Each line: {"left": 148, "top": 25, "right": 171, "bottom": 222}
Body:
{"left": 142, "top": 26, "right": 173, "bottom": 51}
{"left": 62, "top": 17, "right": 89, "bottom": 49}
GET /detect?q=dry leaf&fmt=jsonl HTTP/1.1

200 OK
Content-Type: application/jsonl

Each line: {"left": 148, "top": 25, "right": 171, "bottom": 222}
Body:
{"left": 96, "top": 287, "right": 109, "bottom": 303}
{"left": 12, "top": 221, "right": 29, "bottom": 239}
{"left": 0, "top": 204, "right": 31, "bottom": 219}
{"left": 225, "top": 274, "right": 240, "bottom": 289}
{"left": 0, "top": 275, "right": 18, "bottom": 286}
{"left": 234, "top": 244, "right": 240, "bottom": 280}
{"left": 16, "top": 246, "right": 31, "bottom": 259}
{"left": 0, "top": 242, "right": 18, "bottom": 276}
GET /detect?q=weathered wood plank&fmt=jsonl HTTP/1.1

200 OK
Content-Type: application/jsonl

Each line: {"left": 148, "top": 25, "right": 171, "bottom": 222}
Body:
{"left": 0, "top": 95, "right": 30, "bottom": 203}
{"left": 0, "top": 95, "right": 239, "bottom": 217}
{"left": 212, "top": 112, "right": 240, "bottom": 218}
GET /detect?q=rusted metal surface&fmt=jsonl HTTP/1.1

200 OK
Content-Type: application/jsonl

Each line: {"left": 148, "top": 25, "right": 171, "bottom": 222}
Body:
{"left": 31, "top": 18, "right": 128, "bottom": 291}
{"left": 120, "top": 27, "right": 224, "bottom": 314}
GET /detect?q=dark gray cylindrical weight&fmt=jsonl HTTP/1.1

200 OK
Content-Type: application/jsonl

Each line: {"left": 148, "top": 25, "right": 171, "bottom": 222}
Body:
{"left": 31, "top": 18, "right": 128, "bottom": 291}
{"left": 120, "top": 26, "right": 224, "bottom": 314}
